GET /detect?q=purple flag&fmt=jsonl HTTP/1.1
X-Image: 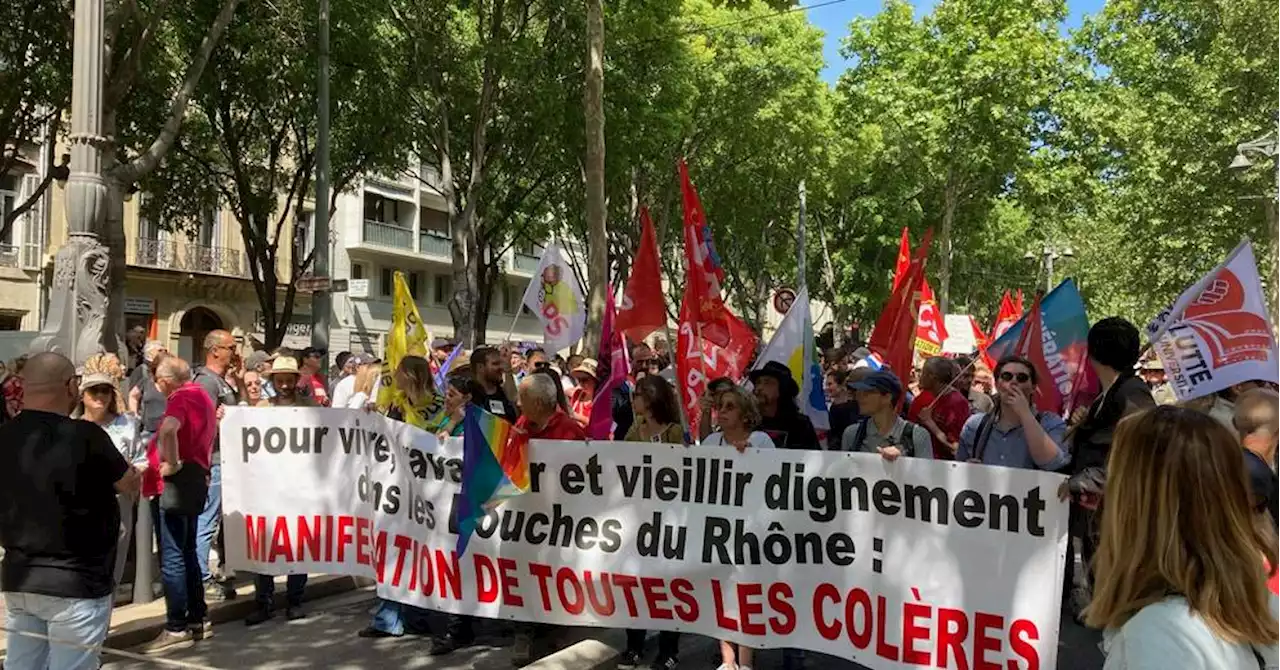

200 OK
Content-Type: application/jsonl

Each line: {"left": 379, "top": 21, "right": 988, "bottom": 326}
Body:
{"left": 587, "top": 284, "right": 628, "bottom": 440}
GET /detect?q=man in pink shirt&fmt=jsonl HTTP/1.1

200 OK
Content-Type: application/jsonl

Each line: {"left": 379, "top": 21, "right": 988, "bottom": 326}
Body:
{"left": 139, "top": 357, "right": 217, "bottom": 654}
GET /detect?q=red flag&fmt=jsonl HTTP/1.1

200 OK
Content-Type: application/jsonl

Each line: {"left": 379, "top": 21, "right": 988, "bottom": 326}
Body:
{"left": 1012, "top": 293, "right": 1063, "bottom": 414}
{"left": 1015, "top": 289, "right": 1025, "bottom": 316}
{"left": 991, "top": 291, "right": 1020, "bottom": 342}
{"left": 914, "top": 280, "right": 948, "bottom": 356}
{"left": 892, "top": 227, "right": 910, "bottom": 291}
{"left": 970, "top": 315, "right": 994, "bottom": 369}
{"left": 869, "top": 229, "right": 934, "bottom": 380}
{"left": 617, "top": 208, "right": 666, "bottom": 343}
{"left": 675, "top": 290, "right": 757, "bottom": 436}
{"left": 588, "top": 284, "right": 629, "bottom": 440}
{"left": 679, "top": 160, "right": 734, "bottom": 346}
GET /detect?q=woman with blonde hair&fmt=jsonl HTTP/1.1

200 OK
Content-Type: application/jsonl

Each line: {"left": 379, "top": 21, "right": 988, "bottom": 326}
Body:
{"left": 345, "top": 362, "right": 381, "bottom": 409}
{"left": 1087, "top": 405, "right": 1278, "bottom": 668}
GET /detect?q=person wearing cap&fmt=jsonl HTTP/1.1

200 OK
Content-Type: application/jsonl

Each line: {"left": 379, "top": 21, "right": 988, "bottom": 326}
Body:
{"left": 569, "top": 358, "right": 598, "bottom": 426}
{"left": 242, "top": 349, "right": 276, "bottom": 400}
{"left": 332, "top": 352, "right": 376, "bottom": 408}
{"left": 1139, "top": 357, "right": 1176, "bottom": 406}
{"left": 747, "top": 361, "right": 820, "bottom": 450}
{"left": 841, "top": 371, "right": 933, "bottom": 461}
{"left": 78, "top": 372, "right": 146, "bottom": 586}
{"left": 244, "top": 356, "right": 313, "bottom": 627}
{"left": 298, "top": 347, "right": 330, "bottom": 407}
{"left": 956, "top": 356, "right": 1068, "bottom": 471}
{"left": 430, "top": 337, "right": 455, "bottom": 376}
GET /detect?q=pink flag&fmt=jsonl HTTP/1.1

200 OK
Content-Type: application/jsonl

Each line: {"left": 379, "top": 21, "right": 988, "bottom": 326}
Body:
{"left": 588, "top": 284, "right": 629, "bottom": 439}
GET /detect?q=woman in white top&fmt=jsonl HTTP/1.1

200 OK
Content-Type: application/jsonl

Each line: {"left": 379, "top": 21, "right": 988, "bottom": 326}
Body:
{"left": 78, "top": 372, "right": 143, "bottom": 586}
{"left": 1086, "top": 406, "right": 1278, "bottom": 669}
{"left": 346, "top": 362, "right": 380, "bottom": 409}
{"left": 701, "top": 385, "right": 768, "bottom": 670}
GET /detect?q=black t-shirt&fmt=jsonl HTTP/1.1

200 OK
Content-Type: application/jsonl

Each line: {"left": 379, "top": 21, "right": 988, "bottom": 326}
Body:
{"left": 758, "top": 408, "right": 821, "bottom": 450}
{"left": 827, "top": 401, "right": 861, "bottom": 451}
{"left": 0, "top": 410, "right": 129, "bottom": 599}
{"left": 476, "top": 386, "right": 518, "bottom": 424}
{"left": 1244, "top": 450, "right": 1278, "bottom": 525}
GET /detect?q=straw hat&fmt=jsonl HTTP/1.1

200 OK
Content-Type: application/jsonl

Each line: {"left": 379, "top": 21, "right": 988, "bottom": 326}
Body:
{"left": 267, "top": 356, "right": 301, "bottom": 377}
{"left": 571, "top": 358, "right": 599, "bottom": 380}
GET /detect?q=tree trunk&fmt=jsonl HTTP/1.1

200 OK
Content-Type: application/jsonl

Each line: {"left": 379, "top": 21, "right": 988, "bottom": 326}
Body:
{"left": 582, "top": 0, "right": 607, "bottom": 358}
{"left": 817, "top": 215, "right": 845, "bottom": 347}
{"left": 938, "top": 174, "right": 958, "bottom": 314}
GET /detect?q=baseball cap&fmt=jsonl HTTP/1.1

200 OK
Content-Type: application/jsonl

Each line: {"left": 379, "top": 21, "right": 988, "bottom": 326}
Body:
{"left": 849, "top": 370, "right": 903, "bottom": 402}
{"left": 431, "top": 337, "right": 456, "bottom": 350}
{"left": 350, "top": 353, "right": 378, "bottom": 366}
{"left": 245, "top": 350, "right": 272, "bottom": 371}
{"left": 300, "top": 346, "right": 326, "bottom": 358}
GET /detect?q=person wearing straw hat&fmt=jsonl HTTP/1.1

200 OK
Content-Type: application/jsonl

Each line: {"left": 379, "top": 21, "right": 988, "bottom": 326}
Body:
{"left": 569, "top": 358, "right": 598, "bottom": 426}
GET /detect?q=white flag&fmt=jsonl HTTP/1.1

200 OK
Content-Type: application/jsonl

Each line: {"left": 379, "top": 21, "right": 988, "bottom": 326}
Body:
{"left": 752, "top": 287, "right": 829, "bottom": 431}
{"left": 1145, "top": 240, "right": 1278, "bottom": 401}
{"left": 520, "top": 243, "right": 587, "bottom": 353}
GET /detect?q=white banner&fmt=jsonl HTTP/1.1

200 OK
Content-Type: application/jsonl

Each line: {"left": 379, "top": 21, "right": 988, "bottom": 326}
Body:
{"left": 1145, "top": 240, "right": 1278, "bottom": 401}
{"left": 222, "top": 407, "right": 1068, "bottom": 669}
{"left": 519, "top": 242, "right": 586, "bottom": 353}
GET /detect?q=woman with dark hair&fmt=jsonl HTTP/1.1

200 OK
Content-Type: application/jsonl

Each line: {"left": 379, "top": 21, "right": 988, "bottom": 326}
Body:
{"left": 431, "top": 375, "right": 475, "bottom": 439}
{"left": 824, "top": 368, "right": 861, "bottom": 450}
{"left": 618, "top": 375, "right": 685, "bottom": 669}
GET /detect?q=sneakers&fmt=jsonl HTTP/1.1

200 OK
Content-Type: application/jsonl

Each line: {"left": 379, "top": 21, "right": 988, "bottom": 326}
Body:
{"left": 650, "top": 656, "right": 678, "bottom": 670}
{"left": 617, "top": 649, "right": 644, "bottom": 668}
{"left": 511, "top": 633, "right": 533, "bottom": 666}
{"left": 137, "top": 629, "right": 195, "bottom": 655}
{"left": 286, "top": 607, "right": 307, "bottom": 621}
{"left": 358, "top": 626, "right": 400, "bottom": 638}
{"left": 189, "top": 621, "right": 214, "bottom": 641}
{"left": 204, "top": 579, "right": 237, "bottom": 603}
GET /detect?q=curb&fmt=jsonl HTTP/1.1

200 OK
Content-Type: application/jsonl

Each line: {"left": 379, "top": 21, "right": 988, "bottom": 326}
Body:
{"left": 523, "top": 638, "right": 624, "bottom": 670}
{"left": 105, "top": 575, "right": 362, "bottom": 651}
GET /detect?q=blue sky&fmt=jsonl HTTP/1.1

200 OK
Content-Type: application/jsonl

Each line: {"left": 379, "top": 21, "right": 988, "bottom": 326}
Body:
{"left": 809, "top": 0, "right": 1108, "bottom": 83}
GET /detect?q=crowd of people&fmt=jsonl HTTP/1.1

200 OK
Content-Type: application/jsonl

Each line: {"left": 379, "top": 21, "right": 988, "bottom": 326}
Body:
{"left": 0, "top": 312, "right": 1276, "bottom": 669}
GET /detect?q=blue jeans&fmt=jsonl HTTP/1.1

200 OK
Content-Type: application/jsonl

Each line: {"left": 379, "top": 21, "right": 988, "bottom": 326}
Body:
{"left": 157, "top": 503, "right": 207, "bottom": 632}
{"left": 3, "top": 592, "right": 113, "bottom": 670}
{"left": 369, "top": 599, "right": 432, "bottom": 635}
{"left": 196, "top": 462, "right": 222, "bottom": 582}
{"left": 254, "top": 574, "right": 307, "bottom": 609}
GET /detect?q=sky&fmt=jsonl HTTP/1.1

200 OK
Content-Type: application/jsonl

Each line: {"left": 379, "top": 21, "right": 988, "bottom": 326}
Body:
{"left": 808, "top": 0, "right": 1109, "bottom": 83}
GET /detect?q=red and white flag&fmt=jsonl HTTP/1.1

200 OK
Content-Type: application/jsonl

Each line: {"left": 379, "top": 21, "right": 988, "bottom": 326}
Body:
{"left": 1146, "top": 240, "right": 1278, "bottom": 401}
{"left": 991, "top": 291, "right": 1020, "bottom": 343}
{"left": 914, "top": 279, "right": 948, "bottom": 356}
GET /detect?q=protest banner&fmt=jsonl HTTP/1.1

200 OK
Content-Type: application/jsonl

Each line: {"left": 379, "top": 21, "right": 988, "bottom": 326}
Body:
{"left": 223, "top": 407, "right": 1068, "bottom": 670}
{"left": 1145, "top": 240, "right": 1278, "bottom": 400}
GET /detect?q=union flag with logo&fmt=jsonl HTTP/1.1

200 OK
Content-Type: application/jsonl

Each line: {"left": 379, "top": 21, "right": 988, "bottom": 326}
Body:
{"left": 1146, "top": 240, "right": 1278, "bottom": 401}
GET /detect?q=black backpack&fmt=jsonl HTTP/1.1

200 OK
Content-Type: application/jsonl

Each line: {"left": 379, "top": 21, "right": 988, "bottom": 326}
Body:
{"left": 849, "top": 417, "right": 919, "bottom": 457}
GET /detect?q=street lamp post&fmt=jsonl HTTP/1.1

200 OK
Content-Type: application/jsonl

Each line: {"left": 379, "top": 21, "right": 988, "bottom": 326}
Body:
{"left": 1024, "top": 244, "right": 1074, "bottom": 293}
{"left": 1228, "top": 133, "right": 1278, "bottom": 322}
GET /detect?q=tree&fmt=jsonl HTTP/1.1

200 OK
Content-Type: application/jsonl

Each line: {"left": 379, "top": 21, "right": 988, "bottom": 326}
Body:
{"left": 142, "top": 0, "right": 413, "bottom": 348}
{"left": 0, "top": 0, "right": 71, "bottom": 241}
{"left": 582, "top": 0, "right": 607, "bottom": 355}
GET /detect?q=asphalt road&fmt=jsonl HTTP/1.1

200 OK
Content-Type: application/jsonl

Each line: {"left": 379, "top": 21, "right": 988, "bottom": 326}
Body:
{"left": 101, "top": 590, "right": 1103, "bottom": 670}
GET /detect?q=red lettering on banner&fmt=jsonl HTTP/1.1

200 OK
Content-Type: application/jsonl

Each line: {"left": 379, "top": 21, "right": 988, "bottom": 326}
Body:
{"left": 355, "top": 517, "right": 371, "bottom": 565}
{"left": 738, "top": 583, "right": 766, "bottom": 636}
{"left": 391, "top": 535, "right": 412, "bottom": 587}
{"left": 613, "top": 574, "right": 642, "bottom": 617}
{"left": 556, "top": 568, "right": 584, "bottom": 614}
{"left": 475, "top": 555, "right": 498, "bottom": 603}
{"left": 641, "top": 577, "right": 673, "bottom": 620}
{"left": 671, "top": 579, "right": 699, "bottom": 622}
{"left": 846, "top": 588, "right": 873, "bottom": 649}
{"left": 246, "top": 515, "right": 267, "bottom": 562}
{"left": 584, "top": 571, "right": 616, "bottom": 616}
{"left": 814, "top": 584, "right": 841, "bottom": 640}
{"left": 269, "top": 515, "right": 293, "bottom": 562}
{"left": 900, "top": 587, "right": 931, "bottom": 665}
{"left": 1010, "top": 619, "right": 1041, "bottom": 670}
{"left": 768, "top": 583, "right": 796, "bottom": 635}
{"left": 323, "top": 515, "right": 334, "bottom": 562}
{"left": 712, "top": 580, "right": 738, "bottom": 632}
{"left": 498, "top": 558, "right": 522, "bottom": 607}
{"left": 973, "top": 612, "right": 1004, "bottom": 670}
{"left": 937, "top": 606, "right": 970, "bottom": 670}
{"left": 418, "top": 545, "right": 433, "bottom": 596}
{"left": 874, "top": 595, "right": 900, "bottom": 662}
{"left": 372, "top": 531, "right": 389, "bottom": 583}
{"left": 528, "top": 562, "right": 554, "bottom": 610}
{"left": 436, "top": 550, "right": 461, "bottom": 600}
{"left": 297, "top": 515, "right": 321, "bottom": 561}
{"left": 336, "top": 516, "right": 354, "bottom": 562}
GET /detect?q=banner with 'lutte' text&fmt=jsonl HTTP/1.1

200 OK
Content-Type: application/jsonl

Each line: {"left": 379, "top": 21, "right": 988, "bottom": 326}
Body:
{"left": 221, "top": 407, "right": 1068, "bottom": 670}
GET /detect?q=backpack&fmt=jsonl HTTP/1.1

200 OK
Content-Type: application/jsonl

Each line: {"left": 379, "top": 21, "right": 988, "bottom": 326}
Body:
{"left": 850, "top": 417, "right": 919, "bottom": 457}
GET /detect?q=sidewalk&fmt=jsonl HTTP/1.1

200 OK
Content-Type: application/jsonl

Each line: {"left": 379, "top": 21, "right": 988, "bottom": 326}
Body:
{"left": 0, "top": 574, "right": 361, "bottom": 659}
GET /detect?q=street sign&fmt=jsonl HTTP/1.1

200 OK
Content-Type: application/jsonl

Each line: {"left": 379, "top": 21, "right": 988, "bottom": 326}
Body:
{"left": 331, "top": 278, "right": 349, "bottom": 292}
{"left": 347, "top": 278, "right": 369, "bottom": 298}
{"left": 296, "top": 276, "right": 347, "bottom": 292}
{"left": 773, "top": 287, "right": 797, "bottom": 314}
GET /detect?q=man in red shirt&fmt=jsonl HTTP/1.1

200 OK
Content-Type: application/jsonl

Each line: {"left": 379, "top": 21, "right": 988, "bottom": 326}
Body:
{"left": 299, "top": 347, "right": 330, "bottom": 406}
{"left": 910, "top": 357, "right": 972, "bottom": 460}
{"left": 140, "top": 357, "right": 217, "bottom": 654}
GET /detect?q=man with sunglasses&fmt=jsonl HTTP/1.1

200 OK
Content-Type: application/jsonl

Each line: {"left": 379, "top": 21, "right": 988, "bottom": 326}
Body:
{"left": 956, "top": 356, "right": 1068, "bottom": 471}
{"left": 192, "top": 330, "right": 240, "bottom": 603}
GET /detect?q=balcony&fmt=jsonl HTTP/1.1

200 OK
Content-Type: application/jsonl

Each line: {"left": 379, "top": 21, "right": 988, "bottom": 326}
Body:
{"left": 513, "top": 253, "right": 540, "bottom": 273}
{"left": 419, "top": 231, "right": 452, "bottom": 258}
{"left": 363, "top": 220, "right": 413, "bottom": 250}
{"left": 134, "top": 238, "right": 248, "bottom": 278}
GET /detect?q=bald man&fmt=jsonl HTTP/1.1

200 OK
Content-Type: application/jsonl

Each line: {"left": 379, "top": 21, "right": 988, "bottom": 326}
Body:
{"left": 0, "top": 352, "right": 140, "bottom": 670}
{"left": 192, "top": 330, "right": 240, "bottom": 603}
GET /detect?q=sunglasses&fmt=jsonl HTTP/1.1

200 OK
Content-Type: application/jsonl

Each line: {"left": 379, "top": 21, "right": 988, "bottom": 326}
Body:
{"left": 999, "top": 371, "right": 1032, "bottom": 383}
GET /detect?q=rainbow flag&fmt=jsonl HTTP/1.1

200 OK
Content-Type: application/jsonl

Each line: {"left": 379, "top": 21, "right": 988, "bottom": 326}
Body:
{"left": 456, "top": 405, "right": 531, "bottom": 556}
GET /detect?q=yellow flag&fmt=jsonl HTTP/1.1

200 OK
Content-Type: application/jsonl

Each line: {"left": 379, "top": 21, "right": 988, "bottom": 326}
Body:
{"left": 377, "top": 271, "right": 432, "bottom": 422}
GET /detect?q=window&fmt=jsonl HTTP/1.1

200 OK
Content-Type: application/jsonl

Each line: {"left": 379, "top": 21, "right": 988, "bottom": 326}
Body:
{"left": 0, "top": 176, "right": 16, "bottom": 246}
{"left": 0, "top": 313, "right": 22, "bottom": 330}
{"left": 407, "top": 271, "right": 420, "bottom": 298}
{"left": 380, "top": 267, "right": 393, "bottom": 297}
{"left": 294, "top": 210, "right": 315, "bottom": 262}
{"left": 351, "top": 263, "right": 366, "bottom": 280}
{"left": 502, "top": 283, "right": 521, "bottom": 315}
{"left": 197, "top": 207, "right": 219, "bottom": 247}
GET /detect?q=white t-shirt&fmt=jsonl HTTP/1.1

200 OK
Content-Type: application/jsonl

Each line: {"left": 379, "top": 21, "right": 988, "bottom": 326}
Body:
{"left": 703, "top": 431, "right": 775, "bottom": 450}
{"left": 346, "top": 391, "right": 370, "bottom": 410}
{"left": 331, "top": 374, "right": 357, "bottom": 409}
